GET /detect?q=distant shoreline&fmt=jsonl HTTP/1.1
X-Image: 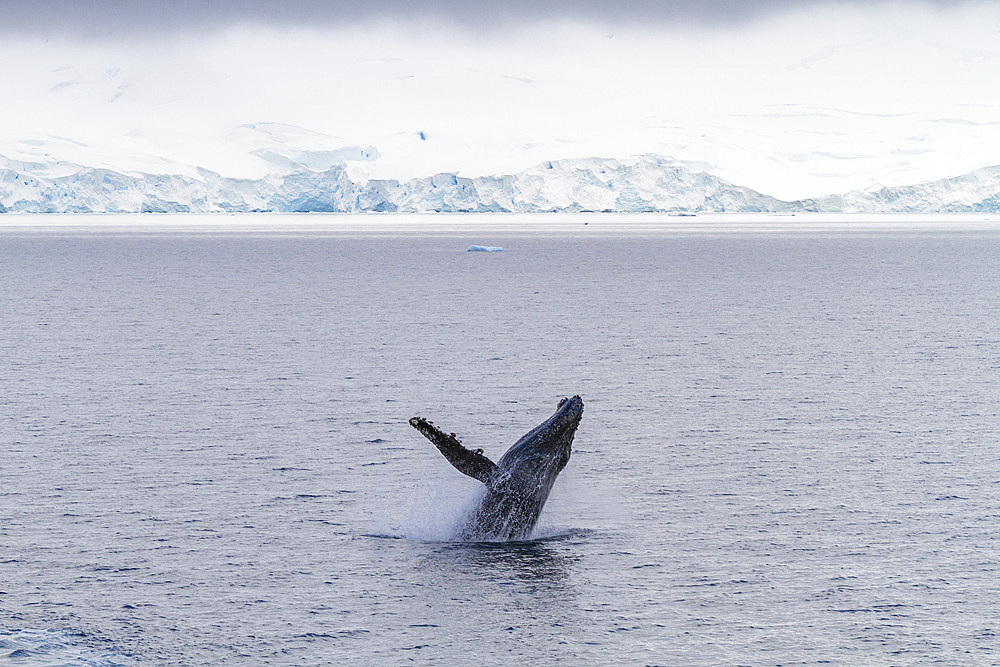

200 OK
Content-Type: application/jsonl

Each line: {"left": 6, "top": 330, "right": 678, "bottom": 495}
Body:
{"left": 2, "top": 212, "right": 1000, "bottom": 234}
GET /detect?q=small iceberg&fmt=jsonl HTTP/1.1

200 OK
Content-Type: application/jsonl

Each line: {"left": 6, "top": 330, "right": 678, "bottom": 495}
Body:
{"left": 467, "top": 245, "right": 503, "bottom": 252}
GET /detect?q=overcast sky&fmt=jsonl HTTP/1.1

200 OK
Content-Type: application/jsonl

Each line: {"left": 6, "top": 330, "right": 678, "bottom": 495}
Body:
{"left": 0, "top": 1, "right": 828, "bottom": 33}
{"left": 0, "top": 0, "right": 976, "bottom": 34}
{"left": 1, "top": 0, "right": 998, "bottom": 198}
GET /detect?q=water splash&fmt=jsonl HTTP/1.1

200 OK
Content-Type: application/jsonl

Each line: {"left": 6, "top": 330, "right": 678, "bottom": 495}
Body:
{"left": 368, "top": 476, "right": 484, "bottom": 542}
{"left": 367, "top": 479, "right": 590, "bottom": 544}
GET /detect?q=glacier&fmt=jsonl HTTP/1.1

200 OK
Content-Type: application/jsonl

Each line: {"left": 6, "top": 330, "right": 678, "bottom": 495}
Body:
{"left": 799, "top": 166, "right": 1000, "bottom": 214}
{"left": 2, "top": 153, "right": 1000, "bottom": 215}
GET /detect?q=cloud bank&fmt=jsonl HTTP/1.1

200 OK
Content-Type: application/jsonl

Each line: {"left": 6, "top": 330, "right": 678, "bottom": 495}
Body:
{"left": 1, "top": 0, "right": 981, "bottom": 35}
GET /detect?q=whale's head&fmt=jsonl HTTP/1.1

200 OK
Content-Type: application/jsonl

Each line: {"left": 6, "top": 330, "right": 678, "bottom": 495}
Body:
{"left": 497, "top": 395, "right": 584, "bottom": 483}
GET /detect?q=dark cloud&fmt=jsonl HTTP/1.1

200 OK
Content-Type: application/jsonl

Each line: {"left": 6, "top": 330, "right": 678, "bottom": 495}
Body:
{"left": 0, "top": 0, "right": 970, "bottom": 37}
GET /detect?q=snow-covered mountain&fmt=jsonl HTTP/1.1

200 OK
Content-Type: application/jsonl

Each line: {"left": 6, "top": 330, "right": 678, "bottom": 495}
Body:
{"left": 2, "top": 151, "right": 999, "bottom": 214}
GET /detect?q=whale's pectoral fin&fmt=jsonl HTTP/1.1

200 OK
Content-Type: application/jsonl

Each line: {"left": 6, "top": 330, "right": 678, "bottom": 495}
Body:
{"left": 409, "top": 416, "right": 499, "bottom": 484}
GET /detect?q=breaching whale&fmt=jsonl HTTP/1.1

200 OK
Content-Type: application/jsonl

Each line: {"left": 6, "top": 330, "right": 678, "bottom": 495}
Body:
{"left": 409, "top": 395, "right": 583, "bottom": 542}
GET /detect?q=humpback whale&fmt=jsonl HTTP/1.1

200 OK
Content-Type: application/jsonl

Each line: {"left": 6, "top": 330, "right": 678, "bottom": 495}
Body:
{"left": 409, "top": 395, "right": 583, "bottom": 542}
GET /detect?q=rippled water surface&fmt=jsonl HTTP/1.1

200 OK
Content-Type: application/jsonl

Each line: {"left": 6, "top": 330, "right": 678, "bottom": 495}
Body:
{"left": 2, "top": 215, "right": 1000, "bottom": 664}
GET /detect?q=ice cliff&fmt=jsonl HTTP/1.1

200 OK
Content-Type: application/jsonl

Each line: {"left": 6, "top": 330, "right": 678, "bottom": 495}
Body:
{"left": 2, "top": 153, "right": 999, "bottom": 214}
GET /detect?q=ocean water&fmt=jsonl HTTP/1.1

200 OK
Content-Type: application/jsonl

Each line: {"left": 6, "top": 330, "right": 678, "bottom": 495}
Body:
{"left": 2, "top": 215, "right": 999, "bottom": 665}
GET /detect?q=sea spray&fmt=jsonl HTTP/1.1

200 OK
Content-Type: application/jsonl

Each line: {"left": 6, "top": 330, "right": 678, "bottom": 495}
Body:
{"left": 368, "top": 474, "right": 484, "bottom": 542}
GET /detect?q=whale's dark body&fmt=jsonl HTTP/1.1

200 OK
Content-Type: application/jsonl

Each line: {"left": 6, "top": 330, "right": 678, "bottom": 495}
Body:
{"left": 410, "top": 396, "right": 584, "bottom": 542}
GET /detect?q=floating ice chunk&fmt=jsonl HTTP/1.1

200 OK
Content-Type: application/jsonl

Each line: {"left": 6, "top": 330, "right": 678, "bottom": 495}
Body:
{"left": 467, "top": 245, "right": 503, "bottom": 252}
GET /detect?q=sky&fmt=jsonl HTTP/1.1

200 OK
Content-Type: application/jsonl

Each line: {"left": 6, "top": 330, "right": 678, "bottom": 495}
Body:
{"left": 1, "top": 0, "right": 999, "bottom": 199}
{"left": 0, "top": 1, "right": 899, "bottom": 34}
